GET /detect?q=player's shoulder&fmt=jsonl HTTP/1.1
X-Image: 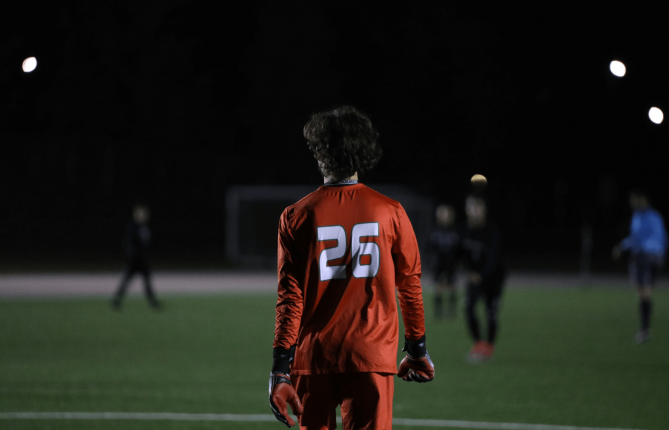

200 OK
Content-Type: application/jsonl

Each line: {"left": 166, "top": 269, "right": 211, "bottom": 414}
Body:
{"left": 359, "top": 184, "right": 405, "bottom": 208}
{"left": 359, "top": 185, "right": 412, "bottom": 226}
{"left": 647, "top": 208, "right": 667, "bottom": 226}
{"left": 637, "top": 207, "right": 662, "bottom": 222}
{"left": 280, "top": 187, "right": 322, "bottom": 222}
{"left": 648, "top": 207, "right": 664, "bottom": 218}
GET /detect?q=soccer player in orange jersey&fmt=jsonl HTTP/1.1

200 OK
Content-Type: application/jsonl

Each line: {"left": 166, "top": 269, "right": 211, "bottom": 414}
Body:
{"left": 268, "top": 106, "right": 435, "bottom": 429}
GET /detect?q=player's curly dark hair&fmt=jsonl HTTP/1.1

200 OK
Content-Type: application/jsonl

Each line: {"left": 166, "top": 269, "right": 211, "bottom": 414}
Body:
{"left": 303, "top": 106, "right": 382, "bottom": 180}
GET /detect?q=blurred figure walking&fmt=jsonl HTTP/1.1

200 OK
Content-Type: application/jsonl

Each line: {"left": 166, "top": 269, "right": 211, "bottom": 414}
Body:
{"left": 428, "top": 204, "right": 462, "bottom": 319}
{"left": 461, "top": 195, "right": 505, "bottom": 361}
{"left": 612, "top": 189, "right": 667, "bottom": 343}
{"left": 111, "top": 203, "right": 161, "bottom": 310}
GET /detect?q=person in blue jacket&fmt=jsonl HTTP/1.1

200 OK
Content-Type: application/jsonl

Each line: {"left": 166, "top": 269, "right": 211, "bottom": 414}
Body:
{"left": 613, "top": 189, "right": 667, "bottom": 343}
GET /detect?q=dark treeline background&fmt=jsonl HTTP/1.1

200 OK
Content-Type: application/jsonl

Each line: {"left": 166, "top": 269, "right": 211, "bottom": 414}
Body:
{"left": 1, "top": 2, "right": 667, "bottom": 269}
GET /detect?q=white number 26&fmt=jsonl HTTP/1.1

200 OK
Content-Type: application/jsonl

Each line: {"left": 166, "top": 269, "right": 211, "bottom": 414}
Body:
{"left": 317, "top": 223, "right": 380, "bottom": 281}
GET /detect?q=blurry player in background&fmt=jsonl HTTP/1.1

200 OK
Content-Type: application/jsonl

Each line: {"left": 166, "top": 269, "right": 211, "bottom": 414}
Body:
{"left": 268, "top": 106, "right": 434, "bottom": 429}
{"left": 612, "top": 189, "right": 667, "bottom": 343}
{"left": 428, "top": 204, "right": 461, "bottom": 319}
{"left": 461, "top": 195, "right": 505, "bottom": 361}
{"left": 111, "top": 203, "right": 161, "bottom": 310}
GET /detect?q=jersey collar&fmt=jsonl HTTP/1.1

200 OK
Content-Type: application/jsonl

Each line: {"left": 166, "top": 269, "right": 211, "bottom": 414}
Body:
{"left": 324, "top": 179, "right": 359, "bottom": 187}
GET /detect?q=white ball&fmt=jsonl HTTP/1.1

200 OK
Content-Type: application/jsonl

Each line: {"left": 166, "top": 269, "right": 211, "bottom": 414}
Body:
{"left": 22, "top": 57, "right": 37, "bottom": 73}
{"left": 649, "top": 107, "right": 663, "bottom": 124}
{"left": 471, "top": 174, "right": 487, "bottom": 186}
{"left": 609, "top": 60, "right": 626, "bottom": 77}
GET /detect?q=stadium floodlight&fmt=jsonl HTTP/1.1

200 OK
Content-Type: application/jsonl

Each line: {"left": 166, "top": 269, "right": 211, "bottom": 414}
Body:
{"left": 609, "top": 60, "right": 626, "bottom": 77}
{"left": 22, "top": 57, "right": 37, "bottom": 73}
{"left": 649, "top": 107, "right": 663, "bottom": 124}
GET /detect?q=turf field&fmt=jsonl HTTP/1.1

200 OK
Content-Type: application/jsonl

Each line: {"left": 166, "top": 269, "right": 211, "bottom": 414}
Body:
{"left": 0, "top": 287, "right": 667, "bottom": 430}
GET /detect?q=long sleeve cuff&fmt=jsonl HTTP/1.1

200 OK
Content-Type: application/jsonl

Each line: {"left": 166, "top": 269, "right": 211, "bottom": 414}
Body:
{"left": 271, "top": 345, "right": 296, "bottom": 374}
{"left": 402, "top": 335, "right": 427, "bottom": 358}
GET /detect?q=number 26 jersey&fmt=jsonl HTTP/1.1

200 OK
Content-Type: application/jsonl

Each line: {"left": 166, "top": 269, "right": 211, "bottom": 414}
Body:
{"left": 274, "top": 183, "right": 425, "bottom": 375}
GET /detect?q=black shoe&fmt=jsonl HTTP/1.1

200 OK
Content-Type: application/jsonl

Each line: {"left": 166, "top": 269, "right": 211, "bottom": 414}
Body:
{"left": 110, "top": 299, "right": 121, "bottom": 311}
{"left": 150, "top": 300, "right": 162, "bottom": 311}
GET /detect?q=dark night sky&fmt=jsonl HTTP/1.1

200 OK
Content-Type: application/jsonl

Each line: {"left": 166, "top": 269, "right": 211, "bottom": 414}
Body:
{"left": 1, "top": 2, "right": 667, "bottom": 266}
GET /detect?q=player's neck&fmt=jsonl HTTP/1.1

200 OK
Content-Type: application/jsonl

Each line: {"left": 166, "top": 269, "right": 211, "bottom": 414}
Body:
{"left": 323, "top": 172, "right": 358, "bottom": 184}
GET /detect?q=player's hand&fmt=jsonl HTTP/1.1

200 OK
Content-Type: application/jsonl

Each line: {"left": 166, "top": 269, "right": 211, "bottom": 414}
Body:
{"left": 469, "top": 272, "right": 482, "bottom": 285}
{"left": 268, "top": 372, "right": 303, "bottom": 427}
{"left": 397, "top": 352, "right": 435, "bottom": 382}
{"left": 611, "top": 246, "right": 621, "bottom": 262}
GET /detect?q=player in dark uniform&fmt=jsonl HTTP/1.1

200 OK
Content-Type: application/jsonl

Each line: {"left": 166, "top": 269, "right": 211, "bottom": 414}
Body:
{"left": 612, "top": 189, "right": 667, "bottom": 343}
{"left": 428, "top": 204, "right": 461, "bottom": 319}
{"left": 111, "top": 203, "right": 160, "bottom": 310}
{"left": 461, "top": 195, "right": 505, "bottom": 361}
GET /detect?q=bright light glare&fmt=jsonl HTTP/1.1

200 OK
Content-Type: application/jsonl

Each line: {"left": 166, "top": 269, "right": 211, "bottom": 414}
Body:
{"left": 22, "top": 57, "right": 37, "bottom": 73}
{"left": 649, "top": 107, "right": 663, "bottom": 124}
{"left": 609, "top": 60, "right": 626, "bottom": 77}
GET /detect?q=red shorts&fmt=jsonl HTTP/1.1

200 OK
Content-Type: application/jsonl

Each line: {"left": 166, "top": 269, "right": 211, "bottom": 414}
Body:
{"left": 292, "top": 372, "right": 394, "bottom": 430}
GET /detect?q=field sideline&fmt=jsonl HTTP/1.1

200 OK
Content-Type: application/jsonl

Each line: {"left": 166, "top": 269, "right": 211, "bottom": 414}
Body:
{"left": 1, "top": 271, "right": 664, "bottom": 298}
{"left": 0, "top": 274, "right": 668, "bottom": 430}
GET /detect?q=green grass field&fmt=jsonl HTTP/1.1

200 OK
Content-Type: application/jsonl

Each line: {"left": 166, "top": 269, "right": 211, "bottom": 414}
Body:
{"left": 1, "top": 287, "right": 668, "bottom": 430}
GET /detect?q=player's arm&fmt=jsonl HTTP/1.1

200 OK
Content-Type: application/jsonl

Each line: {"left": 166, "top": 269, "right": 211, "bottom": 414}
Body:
{"left": 649, "top": 212, "right": 667, "bottom": 245}
{"left": 269, "top": 209, "right": 304, "bottom": 427}
{"left": 392, "top": 207, "right": 435, "bottom": 382}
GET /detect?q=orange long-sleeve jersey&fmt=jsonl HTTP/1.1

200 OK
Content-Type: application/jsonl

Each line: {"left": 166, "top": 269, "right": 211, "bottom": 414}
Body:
{"left": 274, "top": 183, "right": 425, "bottom": 375}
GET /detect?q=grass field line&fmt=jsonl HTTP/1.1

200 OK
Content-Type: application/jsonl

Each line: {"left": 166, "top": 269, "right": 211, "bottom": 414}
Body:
{"left": 0, "top": 412, "right": 645, "bottom": 430}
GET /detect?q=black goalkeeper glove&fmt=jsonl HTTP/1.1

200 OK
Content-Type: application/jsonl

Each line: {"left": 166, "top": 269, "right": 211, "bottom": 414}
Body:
{"left": 269, "top": 346, "right": 302, "bottom": 427}
{"left": 397, "top": 335, "right": 435, "bottom": 383}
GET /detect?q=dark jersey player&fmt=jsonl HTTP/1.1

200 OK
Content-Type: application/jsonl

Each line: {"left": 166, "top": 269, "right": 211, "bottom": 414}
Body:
{"left": 111, "top": 203, "right": 160, "bottom": 310}
{"left": 428, "top": 204, "right": 461, "bottom": 319}
{"left": 612, "top": 189, "right": 667, "bottom": 343}
{"left": 268, "top": 106, "right": 434, "bottom": 429}
{"left": 461, "top": 195, "right": 505, "bottom": 361}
